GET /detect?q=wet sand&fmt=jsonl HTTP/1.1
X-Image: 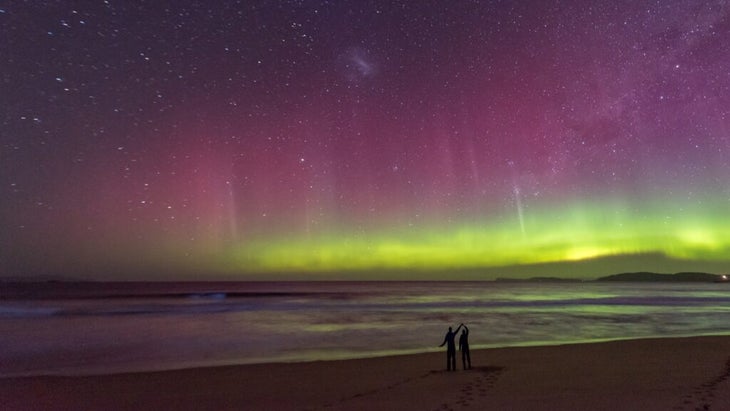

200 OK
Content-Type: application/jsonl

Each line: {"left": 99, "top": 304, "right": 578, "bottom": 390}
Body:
{"left": 3, "top": 336, "right": 730, "bottom": 410}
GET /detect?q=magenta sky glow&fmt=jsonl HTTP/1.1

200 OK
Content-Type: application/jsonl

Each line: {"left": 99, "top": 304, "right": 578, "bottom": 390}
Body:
{"left": 2, "top": 1, "right": 730, "bottom": 279}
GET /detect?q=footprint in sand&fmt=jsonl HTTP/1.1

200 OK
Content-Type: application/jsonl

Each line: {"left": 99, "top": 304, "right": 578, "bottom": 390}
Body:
{"left": 431, "top": 367, "right": 504, "bottom": 411}
{"left": 675, "top": 356, "right": 730, "bottom": 410}
{"left": 447, "top": 366, "right": 504, "bottom": 409}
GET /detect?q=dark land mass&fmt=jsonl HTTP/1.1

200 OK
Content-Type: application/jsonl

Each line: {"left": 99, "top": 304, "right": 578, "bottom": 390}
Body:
{"left": 596, "top": 272, "right": 724, "bottom": 282}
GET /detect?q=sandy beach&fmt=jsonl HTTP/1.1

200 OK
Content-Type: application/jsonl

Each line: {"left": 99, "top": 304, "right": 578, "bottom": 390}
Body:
{"left": 3, "top": 335, "right": 730, "bottom": 411}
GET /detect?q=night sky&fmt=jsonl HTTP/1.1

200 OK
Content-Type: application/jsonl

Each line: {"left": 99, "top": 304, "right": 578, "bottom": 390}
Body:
{"left": 2, "top": 1, "right": 730, "bottom": 280}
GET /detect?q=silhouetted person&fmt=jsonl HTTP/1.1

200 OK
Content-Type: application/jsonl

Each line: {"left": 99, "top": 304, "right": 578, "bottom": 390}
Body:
{"left": 439, "top": 323, "right": 463, "bottom": 371}
{"left": 459, "top": 324, "right": 471, "bottom": 370}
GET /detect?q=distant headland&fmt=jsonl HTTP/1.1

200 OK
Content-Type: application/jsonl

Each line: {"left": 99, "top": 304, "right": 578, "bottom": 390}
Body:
{"left": 495, "top": 272, "right": 728, "bottom": 283}
{"left": 595, "top": 272, "right": 727, "bottom": 282}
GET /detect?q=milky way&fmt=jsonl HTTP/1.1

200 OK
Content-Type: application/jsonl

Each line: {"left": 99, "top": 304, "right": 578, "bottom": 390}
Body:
{"left": 2, "top": 1, "right": 730, "bottom": 279}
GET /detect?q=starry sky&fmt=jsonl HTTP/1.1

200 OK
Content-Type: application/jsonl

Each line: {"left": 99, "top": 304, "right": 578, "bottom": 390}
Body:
{"left": 2, "top": 1, "right": 730, "bottom": 280}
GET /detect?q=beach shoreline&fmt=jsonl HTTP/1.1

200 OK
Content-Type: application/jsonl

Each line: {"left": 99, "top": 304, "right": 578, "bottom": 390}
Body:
{"left": 3, "top": 335, "right": 730, "bottom": 410}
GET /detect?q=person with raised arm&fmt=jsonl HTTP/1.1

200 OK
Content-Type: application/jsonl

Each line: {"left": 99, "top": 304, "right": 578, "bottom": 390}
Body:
{"left": 439, "top": 323, "right": 463, "bottom": 371}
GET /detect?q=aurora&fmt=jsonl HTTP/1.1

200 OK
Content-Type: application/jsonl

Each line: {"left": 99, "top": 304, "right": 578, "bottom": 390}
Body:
{"left": 229, "top": 198, "right": 730, "bottom": 274}
{"left": 2, "top": 1, "right": 730, "bottom": 280}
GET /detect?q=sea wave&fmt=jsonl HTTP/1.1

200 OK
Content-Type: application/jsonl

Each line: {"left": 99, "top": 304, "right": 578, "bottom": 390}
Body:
{"left": 3, "top": 282, "right": 730, "bottom": 377}
{"left": 3, "top": 293, "right": 729, "bottom": 319}
{"left": 0, "top": 302, "right": 260, "bottom": 317}
{"left": 0, "top": 306, "right": 60, "bottom": 317}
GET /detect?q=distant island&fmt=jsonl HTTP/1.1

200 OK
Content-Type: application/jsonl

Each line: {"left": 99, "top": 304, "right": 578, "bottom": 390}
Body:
{"left": 491, "top": 272, "right": 728, "bottom": 283}
{"left": 595, "top": 272, "right": 726, "bottom": 282}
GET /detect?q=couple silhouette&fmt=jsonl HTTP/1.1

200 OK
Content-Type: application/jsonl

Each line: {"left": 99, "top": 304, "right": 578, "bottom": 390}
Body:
{"left": 439, "top": 323, "right": 471, "bottom": 371}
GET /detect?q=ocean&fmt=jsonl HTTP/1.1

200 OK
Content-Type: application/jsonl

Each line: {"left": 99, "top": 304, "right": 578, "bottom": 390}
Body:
{"left": 2, "top": 281, "right": 730, "bottom": 377}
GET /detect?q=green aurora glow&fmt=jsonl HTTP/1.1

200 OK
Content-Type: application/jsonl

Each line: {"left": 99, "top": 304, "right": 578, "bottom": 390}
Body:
{"left": 227, "top": 199, "right": 730, "bottom": 273}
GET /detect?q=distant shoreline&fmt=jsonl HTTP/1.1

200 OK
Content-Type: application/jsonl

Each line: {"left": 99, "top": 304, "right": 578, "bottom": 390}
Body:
{"left": 2, "top": 272, "right": 727, "bottom": 300}
{"left": 498, "top": 271, "right": 726, "bottom": 283}
{"left": 2, "top": 271, "right": 726, "bottom": 284}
